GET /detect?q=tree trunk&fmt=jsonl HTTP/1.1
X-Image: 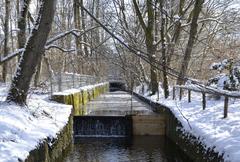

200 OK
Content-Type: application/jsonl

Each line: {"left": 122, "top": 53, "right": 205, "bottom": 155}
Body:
{"left": 74, "top": 0, "right": 82, "bottom": 55}
{"left": 167, "top": 0, "right": 185, "bottom": 66}
{"left": 81, "top": 0, "right": 88, "bottom": 58}
{"left": 160, "top": 0, "right": 169, "bottom": 98}
{"left": 7, "top": 0, "right": 57, "bottom": 105}
{"left": 33, "top": 59, "right": 42, "bottom": 87}
{"left": 2, "top": 0, "right": 10, "bottom": 82}
{"left": 18, "top": 0, "right": 32, "bottom": 50}
{"left": 133, "top": 0, "right": 158, "bottom": 95}
{"left": 177, "top": 0, "right": 204, "bottom": 85}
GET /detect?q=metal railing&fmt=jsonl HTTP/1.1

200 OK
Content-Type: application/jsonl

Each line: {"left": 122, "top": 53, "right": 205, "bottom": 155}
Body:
{"left": 47, "top": 73, "right": 105, "bottom": 94}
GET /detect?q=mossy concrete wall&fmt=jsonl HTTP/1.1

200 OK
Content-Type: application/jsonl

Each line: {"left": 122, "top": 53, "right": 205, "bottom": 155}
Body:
{"left": 51, "top": 83, "right": 109, "bottom": 116}
{"left": 133, "top": 92, "right": 224, "bottom": 161}
{"left": 25, "top": 83, "right": 109, "bottom": 162}
{"left": 24, "top": 111, "right": 73, "bottom": 162}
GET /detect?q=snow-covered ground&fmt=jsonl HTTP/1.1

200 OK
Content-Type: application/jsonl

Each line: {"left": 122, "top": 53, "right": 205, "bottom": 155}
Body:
{"left": 0, "top": 84, "right": 72, "bottom": 162}
{"left": 135, "top": 84, "right": 240, "bottom": 162}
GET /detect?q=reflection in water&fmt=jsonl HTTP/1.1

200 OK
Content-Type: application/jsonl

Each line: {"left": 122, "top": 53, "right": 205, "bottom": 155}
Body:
{"left": 63, "top": 136, "right": 192, "bottom": 162}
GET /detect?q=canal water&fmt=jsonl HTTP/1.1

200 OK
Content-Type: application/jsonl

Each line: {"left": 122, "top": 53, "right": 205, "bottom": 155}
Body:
{"left": 63, "top": 91, "right": 192, "bottom": 162}
{"left": 63, "top": 136, "right": 192, "bottom": 162}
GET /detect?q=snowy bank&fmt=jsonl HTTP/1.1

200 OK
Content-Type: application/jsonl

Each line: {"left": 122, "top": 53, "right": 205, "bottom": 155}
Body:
{"left": 135, "top": 85, "right": 240, "bottom": 162}
{"left": 0, "top": 84, "right": 72, "bottom": 162}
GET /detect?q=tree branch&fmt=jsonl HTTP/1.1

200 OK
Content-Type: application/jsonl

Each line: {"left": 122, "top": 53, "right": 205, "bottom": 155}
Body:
{"left": 45, "top": 45, "right": 75, "bottom": 52}
{"left": 132, "top": 0, "right": 147, "bottom": 32}
{"left": 0, "top": 26, "right": 98, "bottom": 64}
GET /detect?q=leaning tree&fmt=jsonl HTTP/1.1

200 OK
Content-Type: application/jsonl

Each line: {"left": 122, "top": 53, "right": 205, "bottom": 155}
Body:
{"left": 6, "top": 0, "right": 57, "bottom": 105}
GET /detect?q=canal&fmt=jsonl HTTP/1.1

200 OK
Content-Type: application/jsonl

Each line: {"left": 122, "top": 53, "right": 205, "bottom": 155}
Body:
{"left": 62, "top": 91, "right": 192, "bottom": 162}
{"left": 63, "top": 136, "right": 192, "bottom": 162}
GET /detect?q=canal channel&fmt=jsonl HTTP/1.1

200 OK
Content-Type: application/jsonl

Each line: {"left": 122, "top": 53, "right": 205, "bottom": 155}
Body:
{"left": 61, "top": 91, "right": 192, "bottom": 162}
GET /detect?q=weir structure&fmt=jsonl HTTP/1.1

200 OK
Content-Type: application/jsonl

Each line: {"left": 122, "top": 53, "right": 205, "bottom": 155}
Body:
{"left": 52, "top": 82, "right": 165, "bottom": 138}
{"left": 49, "top": 81, "right": 224, "bottom": 161}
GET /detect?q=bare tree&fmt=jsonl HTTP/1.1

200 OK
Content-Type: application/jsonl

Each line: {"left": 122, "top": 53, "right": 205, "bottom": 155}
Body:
{"left": 7, "top": 0, "right": 57, "bottom": 105}
{"left": 159, "top": 0, "right": 169, "bottom": 98}
{"left": 17, "top": 0, "right": 31, "bottom": 50}
{"left": 133, "top": 0, "right": 158, "bottom": 95}
{"left": 177, "top": 0, "right": 204, "bottom": 85}
{"left": 2, "top": 0, "right": 10, "bottom": 82}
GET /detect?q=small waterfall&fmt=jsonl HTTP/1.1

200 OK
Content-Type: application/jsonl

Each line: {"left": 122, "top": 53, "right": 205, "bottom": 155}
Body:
{"left": 74, "top": 116, "right": 132, "bottom": 137}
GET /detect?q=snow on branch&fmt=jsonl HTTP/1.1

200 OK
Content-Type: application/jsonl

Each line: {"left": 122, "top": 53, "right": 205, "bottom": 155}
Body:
{"left": 46, "top": 26, "right": 99, "bottom": 46}
{"left": 45, "top": 45, "right": 75, "bottom": 52}
{"left": 0, "top": 27, "right": 99, "bottom": 64}
{"left": 0, "top": 48, "right": 25, "bottom": 64}
{"left": 181, "top": 18, "right": 223, "bottom": 28}
{"left": 198, "top": 18, "right": 223, "bottom": 24}
{"left": 46, "top": 29, "right": 82, "bottom": 45}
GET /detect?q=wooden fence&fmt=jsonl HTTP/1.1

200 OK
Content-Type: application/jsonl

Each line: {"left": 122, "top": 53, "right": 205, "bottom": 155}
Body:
{"left": 172, "top": 85, "right": 240, "bottom": 118}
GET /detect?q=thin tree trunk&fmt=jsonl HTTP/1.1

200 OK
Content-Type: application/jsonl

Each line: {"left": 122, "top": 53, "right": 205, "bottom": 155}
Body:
{"left": 167, "top": 0, "right": 185, "bottom": 66}
{"left": 74, "top": 0, "right": 82, "bottom": 56}
{"left": 133, "top": 0, "right": 158, "bottom": 95}
{"left": 177, "top": 0, "right": 204, "bottom": 85}
{"left": 2, "top": 0, "right": 10, "bottom": 82}
{"left": 7, "top": 0, "right": 57, "bottom": 105}
{"left": 81, "top": 0, "right": 88, "bottom": 58}
{"left": 160, "top": 0, "right": 169, "bottom": 98}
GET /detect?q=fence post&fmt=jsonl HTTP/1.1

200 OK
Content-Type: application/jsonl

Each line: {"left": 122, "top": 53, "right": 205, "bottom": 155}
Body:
{"left": 202, "top": 93, "right": 206, "bottom": 110}
{"left": 188, "top": 90, "right": 191, "bottom": 103}
{"left": 173, "top": 86, "right": 175, "bottom": 100}
{"left": 179, "top": 88, "right": 182, "bottom": 100}
{"left": 224, "top": 96, "right": 229, "bottom": 118}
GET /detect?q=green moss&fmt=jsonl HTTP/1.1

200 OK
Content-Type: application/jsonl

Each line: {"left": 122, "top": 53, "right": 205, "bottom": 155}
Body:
{"left": 81, "top": 90, "right": 88, "bottom": 105}
{"left": 71, "top": 92, "right": 81, "bottom": 116}
{"left": 51, "top": 84, "right": 109, "bottom": 114}
{"left": 64, "top": 95, "right": 73, "bottom": 105}
{"left": 27, "top": 83, "right": 109, "bottom": 161}
{"left": 51, "top": 95, "right": 65, "bottom": 104}
{"left": 87, "top": 90, "right": 94, "bottom": 101}
{"left": 25, "top": 112, "right": 73, "bottom": 162}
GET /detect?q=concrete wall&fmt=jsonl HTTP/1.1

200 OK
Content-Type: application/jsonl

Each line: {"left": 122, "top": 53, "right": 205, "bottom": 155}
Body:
{"left": 133, "top": 92, "right": 224, "bottom": 161}
{"left": 132, "top": 115, "right": 165, "bottom": 135}
{"left": 25, "top": 83, "right": 109, "bottom": 162}
{"left": 51, "top": 83, "right": 109, "bottom": 116}
{"left": 24, "top": 112, "right": 73, "bottom": 162}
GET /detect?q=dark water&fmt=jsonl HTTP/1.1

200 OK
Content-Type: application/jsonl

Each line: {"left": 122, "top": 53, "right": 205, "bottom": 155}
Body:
{"left": 63, "top": 136, "right": 192, "bottom": 162}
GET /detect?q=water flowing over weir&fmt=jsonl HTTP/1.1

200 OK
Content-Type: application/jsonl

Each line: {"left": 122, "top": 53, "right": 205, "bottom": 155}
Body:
{"left": 73, "top": 91, "right": 165, "bottom": 137}
{"left": 74, "top": 116, "right": 132, "bottom": 137}
{"left": 62, "top": 90, "right": 193, "bottom": 162}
